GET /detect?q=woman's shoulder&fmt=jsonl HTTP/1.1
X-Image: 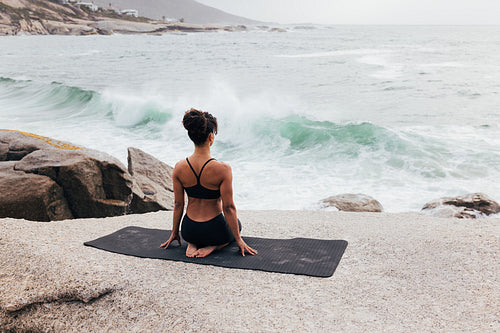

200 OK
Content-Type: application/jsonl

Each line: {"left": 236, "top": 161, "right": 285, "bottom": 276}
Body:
{"left": 173, "top": 159, "right": 188, "bottom": 176}
{"left": 211, "top": 160, "right": 232, "bottom": 182}
{"left": 174, "top": 159, "right": 187, "bottom": 169}
{"left": 213, "top": 159, "right": 231, "bottom": 171}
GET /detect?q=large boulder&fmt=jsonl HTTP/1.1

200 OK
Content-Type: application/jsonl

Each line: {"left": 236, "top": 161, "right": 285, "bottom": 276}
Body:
{"left": 422, "top": 193, "right": 500, "bottom": 218}
{"left": 127, "top": 147, "right": 174, "bottom": 214}
{"left": 320, "top": 193, "right": 383, "bottom": 212}
{"left": 0, "top": 162, "right": 73, "bottom": 221}
{"left": 0, "top": 130, "right": 133, "bottom": 221}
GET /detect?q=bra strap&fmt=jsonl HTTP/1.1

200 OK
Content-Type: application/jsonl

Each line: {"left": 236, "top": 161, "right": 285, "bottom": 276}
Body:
{"left": 198, "top": 158, "right": 216, "bottom": 179}
{"left": 186, "top": 158, "right": 216, "bottom": 184}
{"left": 185, "top": 158, "right": 199, "bottom": 182}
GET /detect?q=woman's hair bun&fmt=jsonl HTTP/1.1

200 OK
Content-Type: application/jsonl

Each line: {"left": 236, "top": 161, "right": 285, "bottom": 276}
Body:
{"left": 183, "top": 108, "right": 207, "bottom": 132}
{"left": 183, "top": 108, "right": 218, "bottom": 146}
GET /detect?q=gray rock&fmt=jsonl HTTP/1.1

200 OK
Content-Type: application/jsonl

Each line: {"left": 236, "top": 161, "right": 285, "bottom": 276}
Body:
{"left": 224, "top": 25, "right": 247, "bottom": 32}
{"left": 422, "top": 193, "right": 500, "bottom": 218}
{"left": 43, "top": 20, "right": 97, "bottom": 35}
{"left": 321, "top": 193, "right": 383, "bottom": 212}
{"left": 0, "top": 130, "right": 50, "bottom": 160}
{"left": 0, "top": 130, "right": 133, "bottom": 220}
{"left": 127, "top": 147, "right": 174, "bottom": 214}
{"left": 0, "top": 143, "right": 8, "bottom": 161}
{"left": 0, "top": 162, "right": 73, "bottom": 221}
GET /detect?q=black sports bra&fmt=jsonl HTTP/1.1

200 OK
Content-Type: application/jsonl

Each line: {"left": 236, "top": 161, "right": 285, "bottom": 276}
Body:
{"left": 184, "top": 158, "right": 221, "bottom": 199}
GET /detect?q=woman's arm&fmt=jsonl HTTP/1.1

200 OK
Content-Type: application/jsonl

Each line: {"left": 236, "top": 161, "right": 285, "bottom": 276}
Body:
{"left": 160, "top": 164, "right": 184, "bottom": 248}
{"left": 220, "top": 163, "right": 257, "bottom": 256}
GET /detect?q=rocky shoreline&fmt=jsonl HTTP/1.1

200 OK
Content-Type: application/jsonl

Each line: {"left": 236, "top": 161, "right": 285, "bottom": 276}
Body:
{"left": 1, "top": 130, "right": 499, "bottom": 330}
{"left": 1, "top": 129, "right": 499, "bottom": 221}
{"left": 0, "top": 129, "right": 175, "bottom": 221}
{"left": 0, "top": 0, "right": 250, "bottom": 36}
{"left": 1, "top": 16, "right": 249, "bottom": 36}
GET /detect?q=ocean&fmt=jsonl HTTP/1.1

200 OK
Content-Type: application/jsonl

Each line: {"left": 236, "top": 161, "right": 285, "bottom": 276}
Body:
{"left": 1, "top": 25, "right": 499, "bottom": 212}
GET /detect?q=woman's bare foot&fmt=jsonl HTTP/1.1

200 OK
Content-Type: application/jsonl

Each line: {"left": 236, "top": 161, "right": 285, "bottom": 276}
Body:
{"left": 186, "top": 243, "right": 198, "bottom": 257}
{"left": 194, "top": 246, "right": 217, "bottom": 258}
{"left": 194, "top": 243, "right": 229, "bottom": 258}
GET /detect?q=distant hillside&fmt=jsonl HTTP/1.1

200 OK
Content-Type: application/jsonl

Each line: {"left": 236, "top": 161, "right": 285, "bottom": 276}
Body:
{"left": 0, "top": 0, "right": 159, "bottom": 35}
{"left": 92, "top": 0, "right": 260, "bottom": 25}
{"left": 0, "top": 0, "right": 245, "bottom": 36}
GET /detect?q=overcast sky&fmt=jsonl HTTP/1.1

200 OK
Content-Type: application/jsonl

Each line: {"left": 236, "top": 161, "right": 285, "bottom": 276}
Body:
{"left": 197, "top": 0, "right": 500, "bottom": 25}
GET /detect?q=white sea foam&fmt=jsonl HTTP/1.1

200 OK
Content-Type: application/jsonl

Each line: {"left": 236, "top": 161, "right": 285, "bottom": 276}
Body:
{"left": 275, "top": 49, "right": 392, "bottom": 58}
{"left": 356, "top": 54, "right": 404, "bottom": 79}
{"left": 421, "top": 62, "right": 466, "bottom": 68}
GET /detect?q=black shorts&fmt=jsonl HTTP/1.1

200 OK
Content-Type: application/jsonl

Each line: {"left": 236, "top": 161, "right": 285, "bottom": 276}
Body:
{"left": 181, "top": 213, "right": 241, "bottom": 248}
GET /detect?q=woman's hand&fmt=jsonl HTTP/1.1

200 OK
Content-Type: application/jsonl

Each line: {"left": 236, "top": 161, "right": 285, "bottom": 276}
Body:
{"left": 160, "top": 232, "right": 181, "bottom": 249}
{"left": 236, "top": 239, "right": 258, "bottom": 257}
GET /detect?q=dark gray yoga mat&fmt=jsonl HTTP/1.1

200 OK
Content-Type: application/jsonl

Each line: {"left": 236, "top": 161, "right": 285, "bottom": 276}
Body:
{"left": 84, "top": 226, "right": 348, "bottom": 278}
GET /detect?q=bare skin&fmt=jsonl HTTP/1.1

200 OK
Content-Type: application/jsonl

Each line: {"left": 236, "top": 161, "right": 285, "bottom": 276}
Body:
{"left": 160, "top": 132, "right": 257, "bottom": 257}
{"left": 185, "top": 243, "right": 198, "bottom": 257}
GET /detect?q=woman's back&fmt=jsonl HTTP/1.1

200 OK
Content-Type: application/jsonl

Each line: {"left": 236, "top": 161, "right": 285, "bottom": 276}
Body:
{"left": 174, "top": 156, "right": 227, "bottom": 221}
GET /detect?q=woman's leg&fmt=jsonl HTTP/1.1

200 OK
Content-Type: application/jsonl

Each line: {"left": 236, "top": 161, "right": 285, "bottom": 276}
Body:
{"left": 181, "top": 214, "right": 243, "bottom": 257}
{"left": 192, "top": 216, "right": 239, "bottom": 257}
{"left": 181, "top": 216, "right": 202, "bottom": 257}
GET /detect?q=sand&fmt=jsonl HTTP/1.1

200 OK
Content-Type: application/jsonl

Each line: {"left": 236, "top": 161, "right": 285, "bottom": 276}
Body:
{"left": 1, "top": 210, "right": 498, "bottom": 332}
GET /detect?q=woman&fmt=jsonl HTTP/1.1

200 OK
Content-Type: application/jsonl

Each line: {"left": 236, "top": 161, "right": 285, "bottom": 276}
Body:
{"left": 160, "top": 108, "right": 257, "bottom": 258}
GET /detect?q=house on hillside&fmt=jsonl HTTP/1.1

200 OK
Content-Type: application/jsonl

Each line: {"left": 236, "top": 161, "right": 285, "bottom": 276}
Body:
{"left": 102, "top": 5, "right": 121, "bottom": 14}
{"left": 76, "top": 1, "right": 98, "bottom": 11}
{"left": 121, "top": 9, "right": 139, "bottom": 18}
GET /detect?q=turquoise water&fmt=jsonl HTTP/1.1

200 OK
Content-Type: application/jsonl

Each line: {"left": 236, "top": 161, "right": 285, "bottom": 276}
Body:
{"left": 1, "top": 26, "right": 499, "bottom": 211}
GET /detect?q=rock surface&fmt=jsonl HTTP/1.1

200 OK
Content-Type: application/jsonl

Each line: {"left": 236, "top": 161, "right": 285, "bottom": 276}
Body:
{"left": 0, "top": 0, "right": 99, "bottom": 35}
{"left": 1, "top": 211, "right": 499, "bottom": 331}
{"left": 320, "top": 193, "right": 384, "bottom": 212}
{"left": 421, "top": 193, "right": 500, "bottom": 218}
{"left": 127, "top": 147, "right": 174, "bottom": 214}
{"left": 0, "top": 130, "right": 132, "bottom": 221}
{"left": 0, "top": 161, "right": 73, "bottom": 221}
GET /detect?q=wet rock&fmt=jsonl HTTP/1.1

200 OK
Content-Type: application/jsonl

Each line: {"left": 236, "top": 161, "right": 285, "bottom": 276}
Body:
{"left": 224, "top": 25, "right": 247, "bottom": 32}
{"left": 320, "top": 193, "right": 383, "bottom": 212}
{"left": 422, "top": 193, "right": 500, "bottom": 218}
{"left": 294, "top": 26, "right": 316, "bottom": 30}
{"left": 127, "top": 147, "right": 174, "bottom": 214}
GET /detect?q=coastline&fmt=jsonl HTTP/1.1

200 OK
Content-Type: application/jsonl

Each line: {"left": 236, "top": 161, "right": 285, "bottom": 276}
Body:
{"left": 1, "top": 210, "right": 498, "bottom": 331}
{"left": 0, "top": 0, "right": 256, "bottom": 36}
{"left": 0, "top": 18, "right": 249, "bottom": 36}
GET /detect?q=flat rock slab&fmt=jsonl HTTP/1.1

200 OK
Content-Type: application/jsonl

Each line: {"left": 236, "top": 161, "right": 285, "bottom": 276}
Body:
{"left": 1, "top": 211, "right": 498, "bottom": 332}
{"left": 84, "top": 226, "right": 348, "bottom": 278}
